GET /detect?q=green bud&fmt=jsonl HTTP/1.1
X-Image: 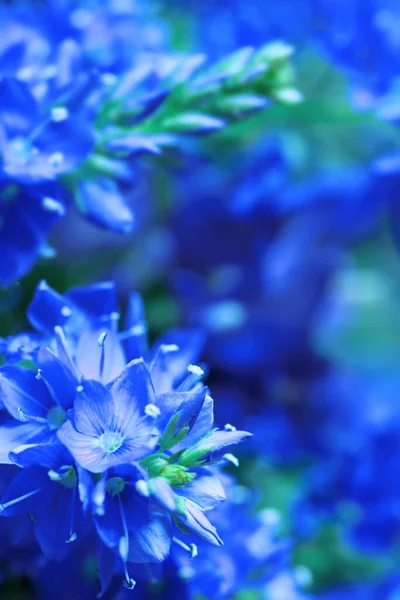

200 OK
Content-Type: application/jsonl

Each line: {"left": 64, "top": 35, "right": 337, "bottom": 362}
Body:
{"left": 158, "top": 411, "right": 191, "bottom": 451}
{"left": 147, "top": 458, "right": 169, "bottom": 478}
{"left": 140, "top": 451, "right": 169, "bottom": 467}
{"left": 178, "top": 445, "right": 214, "bottom": 468}
{"left": 159, "top": 464, "right": 196, "bottom": 489}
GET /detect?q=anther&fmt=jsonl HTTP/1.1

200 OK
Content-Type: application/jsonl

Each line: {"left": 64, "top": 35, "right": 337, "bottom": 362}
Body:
{"left": 144, "top": 403, "right": 161, "bottom": 418}
{"left": 179, "top": 364, "right": 205, "bottom": 391}
{"left": 42, "top": 196, "right": 65, "bottom": 215}
{"left": 61, "top": 305, "right": 73, "bottom": 317}
{"left": 224, "top": 423, "right": 237, "bottom": 432}
{"left": 173, "top": 537, "right": 198, "bottom": 559}
{"left": 135, "top": 480, "right": 150, "bottom": 497}
{"left": 223, "top": 453, "right": 239, "bottom": 467}
{"left": 51, "top": 106, "right": 69, "bottom": 122}
{"left": 97, "top": 332, "right": 108, "bottom": 347}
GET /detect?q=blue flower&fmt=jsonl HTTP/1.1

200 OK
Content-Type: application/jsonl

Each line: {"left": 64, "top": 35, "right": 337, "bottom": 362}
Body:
{"left": 1, "top": 443, "right": 90, "bottom": 561}
{"left": 0, "top": 75, "right": 94, "bottom": 284}
{"left": 57, "top": 365, "right": 158, "bottom": 472}
{"left": 0, "top": 281, "right": 251, "bottom": 595}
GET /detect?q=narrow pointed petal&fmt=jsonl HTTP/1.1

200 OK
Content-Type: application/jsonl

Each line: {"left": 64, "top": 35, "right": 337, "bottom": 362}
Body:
{"left": 177, "top": 468, "right": 226, "bottom": 511}
{"left": 0, "top": 365, "right": 54, "bottom": 420}
{"left": 109, "top": 358, "right": 156, "bottom": 436}
{"left": 175, "top": 498, "right": 223, "bottom": 546}
{"left": 0, "top": 421, "right": 49, "bottom": 464}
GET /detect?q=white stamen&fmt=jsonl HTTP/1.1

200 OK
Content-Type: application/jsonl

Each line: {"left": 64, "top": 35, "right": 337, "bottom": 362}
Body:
{"left": 0, "top": 487, "right": 42, "bottom": 512}
{"left": 61, "top": 305, "right": 73, "bottom": 317}
{"left": 97, "top": 332, "right": 108, "bottom": 347}
{"left": 160, "top": 343, "right": 179, "bottom": 353}
{"left": 135, "top": 480, "right": 150, "bottom": 497}
{"left": 18, "top": 408, "right": 28, "bottom": 422}
{"left": 224, "top": 423, "right": 237, "bottom": 432}
{"left": 51, "top": 106, "right": 69, "bottom": 122}
{"left": 187, "top": 364, "right": 204, "bottom": 377}
{"left": 223, "top": 453, "right": 239, "bottom": 467}
{"left": 42, "top": 196, "right": 65, "bottom": 215}
{"left": 173, "top": 537, "right": 198, "bottom": 559}
{"left": 100, "top": 72, "right": 117, "bottom": 86}
{"left": 144, "top": 403, "right": 161, "bottom": 418}
{"left": 48, "top": 152, "right": 64, "bottom": 168}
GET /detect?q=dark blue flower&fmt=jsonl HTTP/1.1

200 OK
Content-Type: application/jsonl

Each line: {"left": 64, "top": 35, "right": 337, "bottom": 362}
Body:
{"left": 0, "top": 443, "right": 90, "bottom": 561}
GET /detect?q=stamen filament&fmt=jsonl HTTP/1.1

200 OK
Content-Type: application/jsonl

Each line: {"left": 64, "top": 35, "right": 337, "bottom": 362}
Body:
{"left": 54, "top": 326, "right": 80, "bottom": 378}
{"left": 0, "top": 487, "right": 43, "bottom": 512}
{"left": 118, "top": 495, "right": 136, "bottom": 590}
{"left": 98, "top": 332, "right": 107, "bottom": 382}
{"left": 173, "top": 537, "right": 198, "bottom": 558}
{"left": 17, "top": 408, "right": 47, "bottom": 424}
{"left": 178, "top": 364, "right": 205, "bottom": 392}
{"left": 66, "top": 486, "right": 77, "bottom": 543}
{"left": 36, "top": 369, "right": 61, "bottom": 407}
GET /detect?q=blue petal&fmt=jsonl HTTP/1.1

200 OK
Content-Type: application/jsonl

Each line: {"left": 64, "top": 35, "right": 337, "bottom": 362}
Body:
{"left": 0, "top": 467, "right": 48, "bottom": 516}
{"left": 124, "top": 292, "right": 149, "bottom": 361}
{"left": 27, "top": 281, "right": 78, "bottom": 333}
{"left": 149, "top": 478, "right": 177, "bottom": 512}
{"left": 0, "top": 420, "right": 49, "bottom": 463}
{"left": 177, "top": 468, "right": 226, "bottom": 511}
{"left": 66, "top": 281, "right": 118, "bottom": 321}
{"left": 74, "top": 327, "right": 126, "bottom": 382}
{"left": 34, "top": 483, "right": 92, "bottom": 561}
{"left": 175, "top": 393, "right": 214, "bottom": 451}
{"left": 37, "top": 346, "right": 79, "bottom": 410}
{"left": 9, "top": 442, "right": 71, "bottom": 469}
{"left": 0, "top": 77, "right": 37, "bottom": 134}
{"left": 97, "top": 538, "right": 117, "bottom": 597}
{"left": 109, "top": 358, "right": 156, "bottom": 435}
{"left": 175, "top": 498, "right": 223, "bottom": 546}
{"left": 0, "top": 185, "right": 65, "bottom": 286}
{"left": 77, "top": 178, "right": 135, "bottom": 233}
{"left": 95, "top": 484, "right": 172, "bottom": 563}
{"left": 0, "top": 364, "right": 54, "bottom": 420}
{"left": 191, "top": 429, "right": 252, "bottom": 463}
{"left": 157, "top": 389, "right": 206, "bottom": 448}
{"left": 71, "top": 380, "right": 114, "bottom": 437}
{"left": 77, "top": 465, "right": 94, "bottom": 514}
{"left": 150, "top": 329, "right": 205, "bottom": 394}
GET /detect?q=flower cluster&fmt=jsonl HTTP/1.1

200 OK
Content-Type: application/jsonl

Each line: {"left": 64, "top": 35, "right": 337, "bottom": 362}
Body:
{"left": 0, "top": 281, "right": 251, "bottom": 595}
{"left": 0, "top": 0, "right": 300, "bottom": 287}
{"left": 3, "top": 0, "right": 400, "bottom": 599}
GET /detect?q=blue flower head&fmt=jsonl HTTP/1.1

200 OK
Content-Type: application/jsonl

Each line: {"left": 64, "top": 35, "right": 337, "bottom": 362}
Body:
{"left": 0, "top": 281, "right": 251, "bottom": 595}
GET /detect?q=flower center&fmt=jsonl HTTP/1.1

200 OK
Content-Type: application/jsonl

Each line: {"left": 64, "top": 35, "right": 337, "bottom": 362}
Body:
{"left": 47, "top": 406, "right": 66, "bottom": 430}
{"left": 106, "top": 476, "right": 125, "bottom": 496}
{"left": 100, "top": 432, "right": 123, "bottom": 454}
